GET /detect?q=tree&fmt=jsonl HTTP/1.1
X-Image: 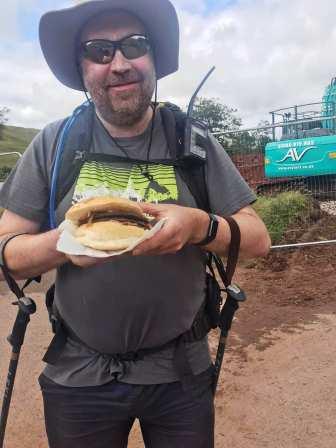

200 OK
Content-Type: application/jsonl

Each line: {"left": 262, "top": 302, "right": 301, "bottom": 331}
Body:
{"left": 0, "top": 107, "right": 9, "bottom": 140}
{"left": 229, "top": 120, "right": 273, "bottom": 154}
{"left": 250, "top": 120, "right": 273, "bottom": 151}
{"left": 189, "top": 98, "right": 272, "bottom": 154}
{"left": 192, "top": 97, "right": 242, "bottom": 148}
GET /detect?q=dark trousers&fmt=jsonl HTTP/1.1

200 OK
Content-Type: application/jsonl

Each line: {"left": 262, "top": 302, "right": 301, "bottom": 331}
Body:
{"left": 39, "top": 368, "right": 214, "bottom": 448}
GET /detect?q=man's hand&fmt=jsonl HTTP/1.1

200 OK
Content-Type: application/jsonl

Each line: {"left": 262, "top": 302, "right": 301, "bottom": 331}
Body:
{"left": 132, "top": 203, "right": 209, "bottom": 256}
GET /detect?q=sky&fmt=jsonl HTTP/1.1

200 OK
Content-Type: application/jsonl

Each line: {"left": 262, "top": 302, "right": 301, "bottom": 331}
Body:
{"left": 1, "top": 0, "right": 336, "bottom": 130}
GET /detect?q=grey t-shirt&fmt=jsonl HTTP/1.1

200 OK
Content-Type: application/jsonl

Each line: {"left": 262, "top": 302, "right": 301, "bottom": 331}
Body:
{"left": 0, "top": 111, "right": 256, "bottom": 386}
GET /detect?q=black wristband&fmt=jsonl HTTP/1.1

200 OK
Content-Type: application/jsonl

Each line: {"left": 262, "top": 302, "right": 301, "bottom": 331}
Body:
{"left": 0, "top": 233, "right": 29, "bottom": 270}
{"left": 195, "top": 213, "right": 219, "bottom": 246}
{"left": 0, "top": 233, "right": 30, "bottom": 299}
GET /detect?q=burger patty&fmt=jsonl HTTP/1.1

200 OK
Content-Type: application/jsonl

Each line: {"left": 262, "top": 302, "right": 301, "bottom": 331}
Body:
{"left": 83, "top": 212, "right": 153, "bottom": 230}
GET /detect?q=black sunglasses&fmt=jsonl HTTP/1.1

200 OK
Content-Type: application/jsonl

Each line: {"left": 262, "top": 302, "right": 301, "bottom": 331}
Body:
{"left": 80, "top": 34, "right": 152, "bottom": 64}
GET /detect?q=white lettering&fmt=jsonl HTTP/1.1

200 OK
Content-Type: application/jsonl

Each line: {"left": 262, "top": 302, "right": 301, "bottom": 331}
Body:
{"left": 277, "top": 146, "right": 315, "bottom": 163}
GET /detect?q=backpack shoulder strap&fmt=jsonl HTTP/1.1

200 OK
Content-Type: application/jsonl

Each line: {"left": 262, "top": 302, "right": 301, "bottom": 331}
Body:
{"left": 159, "top": 102, "right": 211, "bottom": 212}
{"left": 49, "top": 102, "right": 95, "bottom": 228}
{"left": 55, "top": 102, "right": 95, "bottom": 206}
{"left": 179, "top": 162, "right": 211, "bottom": 212}
{"left": 158, "top": 103, "right": 180, "bottom": 159}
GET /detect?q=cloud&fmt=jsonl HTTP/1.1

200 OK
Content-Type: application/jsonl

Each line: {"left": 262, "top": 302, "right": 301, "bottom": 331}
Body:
{"left": 2, "top": 0, "right": 336, "bottom": 130}
{"left": 174, "top": 0, "right": 207, "bottom": 14}
{"left": 0, "top": 41, "right": 82, "bottom": 129}
{"left": 159, "top": 0, "right": 336, "bottom": 126}
{"left": 0, "top": 2, "right": 19, "bottom": 40}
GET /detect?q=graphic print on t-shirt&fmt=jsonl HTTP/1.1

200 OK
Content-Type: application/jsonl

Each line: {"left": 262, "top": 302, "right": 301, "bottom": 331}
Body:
{"left": 73, "top": 160, "right": 179, "bottom": 204}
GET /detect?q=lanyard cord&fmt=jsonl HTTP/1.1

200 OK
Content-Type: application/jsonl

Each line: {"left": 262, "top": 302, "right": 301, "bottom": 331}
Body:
{"left": 104, "top": 80, "right": 158, "bottom": 174}
{"left": 105, "top": 103, "right": 157, "bottom": 168}
{"left": 77, "top": 61, "right": 158, "bottom": 175}
{"left": 144, "top": 79, "right": 158, "bottom": 170}
{"left": 99, "top": 100, "right": 170, "bottom": 200}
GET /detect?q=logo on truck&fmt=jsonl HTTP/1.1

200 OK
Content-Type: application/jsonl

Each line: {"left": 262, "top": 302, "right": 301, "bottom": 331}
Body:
{"left": 277, "top": 146, "right": 315, "bottom": 163}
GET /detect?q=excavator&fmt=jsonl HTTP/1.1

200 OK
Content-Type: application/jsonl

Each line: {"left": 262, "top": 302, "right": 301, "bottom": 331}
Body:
{"left": 227, "top": 77, "right": 336, "bottom": 196}
{"left": 265, "top": 77, "right": 336, "bottom": 182}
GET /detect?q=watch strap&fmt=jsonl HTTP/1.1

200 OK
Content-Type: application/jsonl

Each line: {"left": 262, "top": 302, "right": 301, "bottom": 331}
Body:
{"left": 196, "top": 213, "right": 219, "bottom": 246}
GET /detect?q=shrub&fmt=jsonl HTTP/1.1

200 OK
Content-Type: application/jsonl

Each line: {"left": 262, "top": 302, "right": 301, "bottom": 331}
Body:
{"left": 0, "top": 165, "right": 12, "bottom": 181}
{"left": 254, "top": 192, "right": 311, "bottom": 244}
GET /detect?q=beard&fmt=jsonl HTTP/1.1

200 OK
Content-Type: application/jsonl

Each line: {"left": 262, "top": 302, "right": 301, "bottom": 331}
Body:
{"left": 85, "top": 68, "right": 156, "bottom": 128}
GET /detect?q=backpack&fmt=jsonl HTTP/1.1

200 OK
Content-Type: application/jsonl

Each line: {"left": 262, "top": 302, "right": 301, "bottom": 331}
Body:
{"left": 0, "top": 100, "right": 245, "bottom": 394}
{"left": 48, "top": 100, "right": 211, "bottom": 229}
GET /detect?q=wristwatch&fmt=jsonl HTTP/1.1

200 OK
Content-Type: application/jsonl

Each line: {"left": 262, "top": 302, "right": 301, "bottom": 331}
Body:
{"left": 196, "top": 213, "right": 219, "bottom": 246}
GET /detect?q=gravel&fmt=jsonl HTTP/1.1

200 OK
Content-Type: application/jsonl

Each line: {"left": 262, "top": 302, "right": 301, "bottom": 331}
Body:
{"left": 319, "top": 201, "right": 336, "bottom": 215}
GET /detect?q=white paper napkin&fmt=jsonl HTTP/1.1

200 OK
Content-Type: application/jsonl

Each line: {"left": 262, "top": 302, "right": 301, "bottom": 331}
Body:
{"left": 57, "top": 218, "right": 167, "bottom": 258}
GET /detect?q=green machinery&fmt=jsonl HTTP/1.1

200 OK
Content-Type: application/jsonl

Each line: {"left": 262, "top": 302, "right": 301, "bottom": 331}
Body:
{"left": 265, "top": 77, "right": 336, "bottom": 179}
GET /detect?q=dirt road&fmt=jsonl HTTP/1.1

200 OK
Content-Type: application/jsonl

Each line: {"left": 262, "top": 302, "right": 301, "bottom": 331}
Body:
{"left": 0, "top": 240, "right": 335, "bottom": 447}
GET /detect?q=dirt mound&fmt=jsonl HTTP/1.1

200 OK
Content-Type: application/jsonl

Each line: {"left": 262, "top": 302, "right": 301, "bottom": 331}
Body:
{"left": 229, "top": 213, "right": 336, "bottom": 355}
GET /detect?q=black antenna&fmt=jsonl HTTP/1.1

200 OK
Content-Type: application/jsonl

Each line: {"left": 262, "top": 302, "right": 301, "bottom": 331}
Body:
{"left": 187, "top": 66, "right": 216, "bottom": 117}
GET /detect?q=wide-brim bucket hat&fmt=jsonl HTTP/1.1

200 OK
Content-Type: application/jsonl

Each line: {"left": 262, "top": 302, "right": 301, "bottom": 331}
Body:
{"left": 39, "top": 0, "right": 179, "bottom": 91}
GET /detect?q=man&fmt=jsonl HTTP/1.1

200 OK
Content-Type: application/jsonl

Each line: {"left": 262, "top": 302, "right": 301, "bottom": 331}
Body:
{"left": 0, "top": 1, "right": 271, "bottom": 447}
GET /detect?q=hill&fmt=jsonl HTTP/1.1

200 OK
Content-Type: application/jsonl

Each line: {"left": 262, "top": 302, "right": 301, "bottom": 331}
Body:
{"left": 0, "top": 124, "right": 40, "bottom": 167}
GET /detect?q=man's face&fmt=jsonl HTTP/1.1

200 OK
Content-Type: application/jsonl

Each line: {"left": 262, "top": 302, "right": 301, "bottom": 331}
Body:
{"left": 80, "top": 12, "right": 156, "bottom": 127}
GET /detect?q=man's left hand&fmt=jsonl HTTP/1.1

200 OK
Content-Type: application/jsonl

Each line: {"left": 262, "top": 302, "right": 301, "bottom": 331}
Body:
{"left": 132, "top": 203, "right": 209, "bottom": 256}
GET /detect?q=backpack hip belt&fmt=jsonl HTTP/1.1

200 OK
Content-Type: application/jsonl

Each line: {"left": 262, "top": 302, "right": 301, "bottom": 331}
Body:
{"left": 43, "top": 291, "right": 212, "bottom": 370}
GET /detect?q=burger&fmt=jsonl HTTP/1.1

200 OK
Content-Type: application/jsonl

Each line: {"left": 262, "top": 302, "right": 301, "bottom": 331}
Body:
{"left": 65, "top": 196, "right": 154, "bottom": 251}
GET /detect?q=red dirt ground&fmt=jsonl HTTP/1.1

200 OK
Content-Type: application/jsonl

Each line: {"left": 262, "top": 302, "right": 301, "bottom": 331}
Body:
{"left": 0, "top": 214, "right": 336, "bottom": 447}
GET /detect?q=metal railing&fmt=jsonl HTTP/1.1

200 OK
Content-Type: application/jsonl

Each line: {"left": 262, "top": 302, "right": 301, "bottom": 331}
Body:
{"left": 213, "top": 114, "right": 336, "bottom": 136}
{"left": 0, "top": 152, "right": 21, "bottom": 159}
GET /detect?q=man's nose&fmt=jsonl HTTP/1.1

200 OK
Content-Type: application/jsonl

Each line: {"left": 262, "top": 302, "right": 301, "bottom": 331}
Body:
{"left": 109, "top": 49, "right": 132, "bottom": 73}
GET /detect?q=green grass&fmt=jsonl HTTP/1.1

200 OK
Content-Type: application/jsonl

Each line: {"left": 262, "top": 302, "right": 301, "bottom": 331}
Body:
{"left": 254, "top": 192, "right": 311, "bottom": 244}
{"left": 0, "top": 124, "right": 40, "bottom": 167}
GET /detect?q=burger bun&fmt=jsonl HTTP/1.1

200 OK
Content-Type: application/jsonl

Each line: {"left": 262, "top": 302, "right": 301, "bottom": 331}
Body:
{"left": 74, "top": 217, "right": 147, "bottom": 251}
{"left": 66, "top": 196, "right": 144, "bottom": 224}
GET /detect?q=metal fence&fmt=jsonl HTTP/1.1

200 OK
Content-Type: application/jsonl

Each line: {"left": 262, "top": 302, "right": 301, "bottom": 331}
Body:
{"left": 215, "top": 116, "right": 336, "bottom": 249}
{"left": 1, "top": 138, "right": 336, "bottom": 249}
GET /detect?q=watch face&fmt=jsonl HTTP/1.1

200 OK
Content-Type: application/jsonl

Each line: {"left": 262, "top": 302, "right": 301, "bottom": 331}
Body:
{"left": 208, "top": 216, "right": 217, "bottom": 236}
{"left": 195, "top": 214, "right": 219, "bottom": 246}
